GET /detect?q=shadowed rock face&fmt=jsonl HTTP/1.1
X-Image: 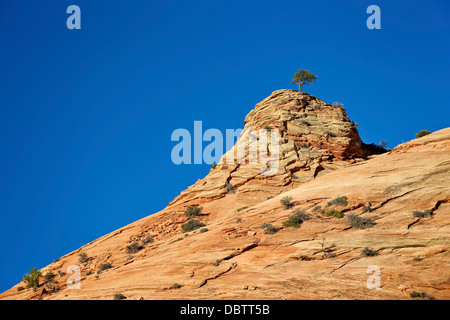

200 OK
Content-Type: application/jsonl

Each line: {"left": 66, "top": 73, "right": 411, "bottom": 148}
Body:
{"left": 2, "top": 91, "right": 449, "bottom": 301}
{"left": 169, "top": 89, "right": 365, "bottom": 207}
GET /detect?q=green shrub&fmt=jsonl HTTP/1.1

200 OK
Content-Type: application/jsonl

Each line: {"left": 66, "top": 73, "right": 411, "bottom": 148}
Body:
{"left": 345, "top": 213, "right": 376, "bottom": 229}
{"left": 142, "top": 235, "right": 154, "bottom": 244}
{"left": 212, "top": 260, "right": 221, "bottom": 267}
{"left": 114, "top": 293, "right": 127, "bottom": 300}
{"left": 261, "top": 223, "right": 279, "bottom": 234}
{"left": 57, "top": 270, "right": 65, "bottom": 277}
{"left": 170, "top": 237, "right": 183, "bottom": 243}
{"left": 323, "top": 209, "right": 344, "bottom": 218}
{"left": 78, "top": 252, "right": 89, "bottom": 264}
{"left": 415, "top": 130, "right": 431, "bottom": 139}
{"left": 294, "top": 209, "right": 310, "bottom": 221}
{"left": 236, "top": 206, "right": 248, "bottom": 212}
{"left": 263, "top": 125, "right": 272, "bottom": 131}
{"left": 312, "top": 205, "right": 322, "bottom": 213}
{"left": 22, "top": 268, "right": 41, "bottom": 288}
{"left": 282, "top": 215, "right": 302, "bottom": 228}
{"left": 409, "top": 291, "right": 434, "bottom": 300}
{"left": 171, "top": 283, "right": 181, "bottom": 289}
{"left": 44, "top": 272, "right": 55, "bottom": 282}
{"left": 199, "top": 228, "right": 208, "bottom": 233}
{"left": 211, "top": 164, "right": 217, "bottom": 169}
{"left": 327, "top": 196, "right": 348, "bottom": 207}
{"left": 98, "top": 263, "right": 113, "bottom": 273}
{"left": 332, "top": 102, "right": 345, "bottom": 110}
{"left": 362, "top": 205, "right": 372, "bottom": 213}
{"left": 86, "top": 270, "right": 94, "bottom": 276}
{"left": 361, "top": 247, "right": 378, "bottom": 257}
{"left": 280, "top": 196, "right": 294, "bottom": 209}
{"left": 125, "top": 242, "right": 143, "bottom": 254}
{"left": 181, "top": 219, "right": 205, "bottom": 232}
{"left": 412, "top": 210, "right": 432, "bottom": 218}
{"left": 185, "top": 205, "right": 203, "bottom": 217}
{"left": 17, "top": 286, "right": 25, "bottom": 292}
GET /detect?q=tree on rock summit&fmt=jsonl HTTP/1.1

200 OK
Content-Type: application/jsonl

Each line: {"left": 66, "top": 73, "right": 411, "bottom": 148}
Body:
{"left": 291, "top": 69, "right": 317, "bottom": 92}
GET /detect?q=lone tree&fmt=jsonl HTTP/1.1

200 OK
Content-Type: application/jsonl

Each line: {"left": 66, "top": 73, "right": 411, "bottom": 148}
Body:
{"left": 291, "top": 69, "right": 317, "bottom": 92}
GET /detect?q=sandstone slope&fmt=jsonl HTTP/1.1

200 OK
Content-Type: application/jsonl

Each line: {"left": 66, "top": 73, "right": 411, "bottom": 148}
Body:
{"left": 1, "top": 90, "right": 449, "bottom": 300}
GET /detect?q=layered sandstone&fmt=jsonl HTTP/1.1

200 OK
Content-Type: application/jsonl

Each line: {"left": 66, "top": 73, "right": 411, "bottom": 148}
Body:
{"left": 1, "top": 91, "right": 449, "bottom": 301}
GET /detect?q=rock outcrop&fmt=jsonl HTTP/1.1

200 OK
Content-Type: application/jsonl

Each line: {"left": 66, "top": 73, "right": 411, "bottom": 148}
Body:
{"left": 1, "top": 90, "right": 449, "bottom": 301}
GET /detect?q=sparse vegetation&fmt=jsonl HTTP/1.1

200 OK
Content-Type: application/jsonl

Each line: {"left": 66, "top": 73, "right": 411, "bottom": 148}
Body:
{"left": 57, "top": 270, "right": 65, "bottom": 277}
{"left": 114, "top": 293, "right": 127, "bottom": 300}
{"left": 185, "top": 205, "right": 203, "bottom": 217}
{"left": 415, "top": 130, "right": 431, "bottom": 139}
{"left": 282, "top": 215, "right": 303, "bottom": 228}
{"left": 22, "top": 268, "right": 41, "bottom": 289}
{"left": 86, "top": 270, "right": 94, "bottom": 276}
{"left": 280, "top": 196, "right": 294, "bottom": 209}
{"left": 17, "top": 286, "right": 24, "bottom": 292}
{"left": 409, "top": 291, "right": 434, "bottom": 300}
{"left": 44, "top": 272, "right": 55, "bottom": 282}
{"left": 171, "top": 283, "right": 181, "bottom": 289}
{"left": 345, "top": 213, "right": 376, "bottom": 229}
{"left": 170, "top": 237, "right": 183, "bottom": 243}
{"left": 263, "top": 125, "right": 272, "bottom": 131}
{"left": 361, "top": 247, "right": 378, "bottom": 257}
{"left": 332, "top": 102, "right": 345, "bottom": 110}
{"left": 261, "top": 223, "right": 279, "bottom": 234}
{"left": 225, "top": 181, "right": 236, "bottom": 194}
{"left": 98, "top": 263, "right": 113, "bottom": 273}
{"left": 199, "top": 228, "right": 208, "bottom": 233}
{"left": 181, "top": 219, "right": 205, "bottom": 232}
{"left": 212, "top": 260, "right": 221, "bottom": 267}
{"left": 78, "top": 252, "right": 89, "bottom": 264}
{"left": 293, "top": 209, "right": 310, "bottom": 221}
{"left": 326, "top": 196, "right": 348, "bottom": 207}
{"left": 312, "top": 205, "right": 322, "bottom": 213}
{"left": 323, "top": 209, "right": 344, "bottom": 218}
{"left": 412, "top": 209, "right": 432, "bottom": 218}
{"left": 236, "top": 206, "right": 248, "bottom": 212}
{"left": 362, "top": 205, "right": 372, "bottom": 213}
{"left": 125, "top": 242, "right": 143, "bottom": 254}
{"left": 142, "top": 235, "right": 154, "bottom": 244}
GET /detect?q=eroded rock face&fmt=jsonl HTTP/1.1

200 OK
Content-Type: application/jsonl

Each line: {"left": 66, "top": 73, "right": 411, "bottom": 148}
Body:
{"left": 169, "top": 89, "right": 364, "bottom": 207}
{"left": 2, "top": 91, "right": 449, "bottom": 301}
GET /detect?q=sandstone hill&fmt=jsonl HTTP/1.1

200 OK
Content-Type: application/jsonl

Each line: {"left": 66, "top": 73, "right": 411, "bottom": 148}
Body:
{"left": 1, "top": 90, "right": 449, "bottom": 300}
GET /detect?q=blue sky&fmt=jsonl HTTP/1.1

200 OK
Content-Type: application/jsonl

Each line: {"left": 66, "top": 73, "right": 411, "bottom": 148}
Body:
{"left": 0, "top": 0, "right": 449, "bottom": 292}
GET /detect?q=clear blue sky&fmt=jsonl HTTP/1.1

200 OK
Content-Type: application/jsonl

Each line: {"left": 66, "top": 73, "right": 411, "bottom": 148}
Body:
{"left": 0, "top": 0, "right": 449, "bottom": 292}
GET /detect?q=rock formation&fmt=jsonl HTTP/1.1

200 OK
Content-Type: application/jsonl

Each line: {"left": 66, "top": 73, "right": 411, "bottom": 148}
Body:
{"left": 1, "top": 90, "right": 449, "bottom": 300}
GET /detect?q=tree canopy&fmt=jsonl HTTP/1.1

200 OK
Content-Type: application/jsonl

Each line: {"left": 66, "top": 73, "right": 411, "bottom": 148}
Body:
{"left": 291, "top": 69, "right": 317, "bottom": 92}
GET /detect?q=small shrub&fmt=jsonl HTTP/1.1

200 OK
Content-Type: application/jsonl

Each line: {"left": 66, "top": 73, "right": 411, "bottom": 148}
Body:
{"left": 142, "top": 235, "right": 154, "bottom": 244}
{"left": 185, "top": 205, "right": 203, "bottom": 217}
{"left": 98, "top": 263, "right": 113, "bottom": 273}
{"left": 352, "top": 121, "right": 359, "bottom": 128}
{"left": 236, "top": 217, "right": 242, "bottom": 223}
{"left": 86, "top": 270, "right": 94, "bottom": 276}
{"left": 345, "top": 213, "right": 376, "bottom": 229}
{"left": 267, "top": 196, "right": 274, "bottom": 200}
{"left": 171, "top": 283, "right": 181, "bottom": 289}
{"left": 199, "top": 228, "right": 208, "bottom": 233}
{"left": 225, "top": 181, "right": 236, "bottom": 194}
{"left": 263, "top": 125, "right": 272, "bottom": 131}
{"left": 78, "top": 252, "right": 89, "bottom": 264}
{"left": 125, "top": 242, "right": 143, "bottom": 254}
{"left": 294, "top": 209, "right": 310, "bottom": 221}
{"left": 44, "top": 272, "right": 55, "bottom": 282}
{"left": 332, "top": 102, "right": 345, "bottom": 110}
{"left": 57, "top": 270, "right": 65, "bottom": 277}
{"left": 282, "top": 215, "right": 302, "bottom": 228}
{"left": 361, "top": 247, "right": 378, "bottom": 257}
{"left": 412, "top": 210, "right": 432, "bottom": 218}
{"left": 312, "top": 205, "right": 322, "bottom": 213}
{"left": 327, "top": 196, "right": 348, "bottom": 207}
{"left": 170, "top": 237, "right": 183, "bottom": 243}
{"left": 280, "top": 196, "right": 294, "bottom": 209}
{"left": 181, "top": 219, "right": 205, "bottom": 232}
{"left": 114, "top": 293, "right": 127, "bottom": 300}
{"left": 17, "top": 286, "right": 25, "bottom": 292}
{"left": 261, "top": 223, "right": 279, "bottom": 234}
{"left": 362, "top": 205, "right": 372, "bottom": 213}
{"left": 409, "top": 291, "right": 434, "bottom": 300}
{"left": 236, "top": 206, "right": 248, "bottom": 212}
{"left": 323, "top": 209, "right": 344, "bottom": 218}
{"left": 212, "top": 260, "right": 221, "bottom": 267}
{"left": 415, "top": 130, "right": 431, "bottom": 139}
{"left": 211, "top": 164, "right": 217, "bottom": 169}
{"left": 126, "top": 255, "right": 135, "bottom": 261}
